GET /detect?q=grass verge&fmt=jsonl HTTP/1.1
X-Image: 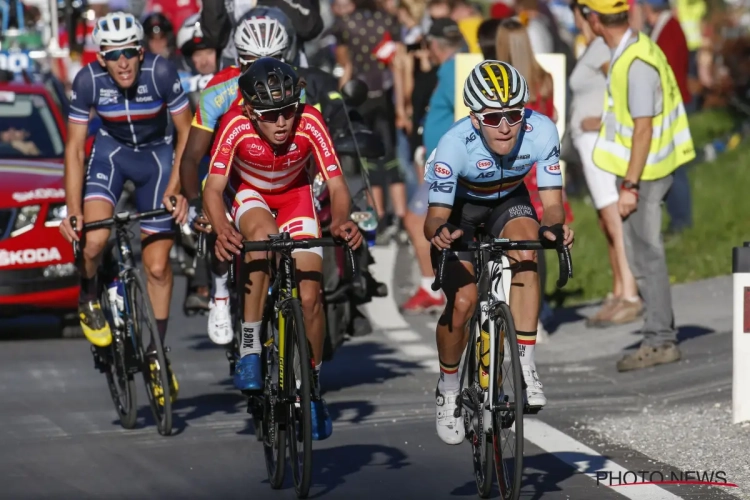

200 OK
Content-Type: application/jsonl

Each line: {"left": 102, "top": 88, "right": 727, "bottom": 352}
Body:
{"left": 546, "top": 142, "right": 750, "bottom": 305}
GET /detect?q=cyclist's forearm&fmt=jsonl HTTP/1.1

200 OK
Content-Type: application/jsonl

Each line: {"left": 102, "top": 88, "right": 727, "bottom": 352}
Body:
{"left": 64, "top": 146, "right": 85, "bottom": 212}
{"left": 204, "top": 190, "right": 231, "bottom": 231}
{"left": 168, "top": 116, "right": 192, "bottom": 193}
{"left": 424, "top": 216, "right": 448, "bottom": 241}
{"left": 180, "top": 128, "right": 213, "bottom": 200}
{"left": 540, "top": 204, "right": 565, "bottom": 228}
{"left": 329, "top": 183, "right": 352, "bottom": 227}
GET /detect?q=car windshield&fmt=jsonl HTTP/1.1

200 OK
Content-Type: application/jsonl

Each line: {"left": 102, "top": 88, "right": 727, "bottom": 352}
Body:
{"left": 0, "top": 91, "right": 63, "bottom": 159}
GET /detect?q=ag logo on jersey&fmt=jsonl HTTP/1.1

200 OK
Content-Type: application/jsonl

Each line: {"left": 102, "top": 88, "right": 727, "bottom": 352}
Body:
{"left": 544, "top": 146, "right": 561, "bottom": 161}
{"left": 433, "top": 162, "right": 452, "bottom": 179}
{"left": 544, "top": 164, "right": 561, "bottom": 175}
{"left": 476, "top": 159, "right": 493, "bottom": 170}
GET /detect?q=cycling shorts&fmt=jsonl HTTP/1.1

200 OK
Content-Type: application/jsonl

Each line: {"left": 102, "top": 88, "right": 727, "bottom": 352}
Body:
{"left": 229, "top": 182, "right": 323, "bottom": 258}
{"left": 84, "top": 132, "right": 175, "bottom": 234}
{"left": 430, "top": 184, "right": 538, "bottom": 266}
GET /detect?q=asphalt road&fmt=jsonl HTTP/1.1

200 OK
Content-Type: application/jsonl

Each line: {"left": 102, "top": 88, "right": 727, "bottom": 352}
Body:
{"left": 0, "top": 242, "right": 743, "bottom": 499}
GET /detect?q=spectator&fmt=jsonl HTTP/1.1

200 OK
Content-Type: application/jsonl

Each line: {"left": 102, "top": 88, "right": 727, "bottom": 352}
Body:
{"left": 449, "top": 0, "right": 484, "bottom": 53}
{"left": 142, "top": 12, "right": 177, "bottom": 61}
{"left": 332, "top": 0, "right": 408, "bottom": 242}
{"left": 640, "top": 0, "right": 693, "bottom": 234}
{"left": 578, "top": 0, "right": 695, "bottom": 372}
{"left": 332, "top": 0, "right": 355, "bottom": 18}
{"left": 514, "top": 0, "right": 555, "bottom": 54}
{"left": 570, "top": 1, "right": 641, "bottom": 327}
{"left": 400, "top": 18, "right": 464, "bottom": 314}
{"left": 426, "top": 0, "right": 451, "bottom": 21}
{"left": 477, "top": 17, "right": 503, "bottom": 58}
{"left": 490, "top": 1, "right": 515, "bottom": 20}
{"left": 177, "top": 13, "right": 219, "bottom": 76}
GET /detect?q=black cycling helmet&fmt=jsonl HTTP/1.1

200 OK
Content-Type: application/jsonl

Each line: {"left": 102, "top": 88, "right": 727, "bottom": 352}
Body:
{"left": 142, "top": 12, "right": 174, "bottom": 39}
{"left": 239, "top": 57, "right": 301, "bottom": 110}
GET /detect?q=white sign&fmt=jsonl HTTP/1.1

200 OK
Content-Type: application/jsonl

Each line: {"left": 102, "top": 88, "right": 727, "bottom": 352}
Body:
{"left": 12, "top": 188, "right": 65, "bottom": 203}
{"left": 0, "top": 247, "right": 62, "bottom": 267}
{"left": 0, "top": 52, "right": 32, "bottom": 73}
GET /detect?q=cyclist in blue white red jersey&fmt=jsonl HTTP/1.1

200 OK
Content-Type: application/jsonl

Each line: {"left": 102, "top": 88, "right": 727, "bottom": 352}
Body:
{"left": 423, "top": 61, "right": 575, "bottom": 445}
{"left": 60, "top": 12, "right": 191, "bottom": 405}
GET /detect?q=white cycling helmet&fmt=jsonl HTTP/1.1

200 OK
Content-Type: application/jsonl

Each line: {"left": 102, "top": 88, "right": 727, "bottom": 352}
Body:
{"left": 463, "top": 60, "right": 529, "bottom": 112}
{"left": 92, "top": 12, "right": 144, "bottom": 47}
{"left": 176, "top": 13, "right": 211, "bottom": 56}
{"left": 234, "top": 16, "right": 290, "bottom": 60}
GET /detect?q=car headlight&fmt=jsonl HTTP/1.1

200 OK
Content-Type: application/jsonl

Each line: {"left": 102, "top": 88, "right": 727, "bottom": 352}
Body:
{"left": 46, "top": 203, "right": 67, "bottom": 224}
{"left": 11, "top": 205, "right": 40, "bottom": 236}
{"left": 312, "top": 173, "right": 326, "bottom": 199}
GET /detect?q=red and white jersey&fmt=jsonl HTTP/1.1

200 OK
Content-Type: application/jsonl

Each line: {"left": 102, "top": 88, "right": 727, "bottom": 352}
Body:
{"left": 209, "top": 104, "right": 343, "bottom": 193}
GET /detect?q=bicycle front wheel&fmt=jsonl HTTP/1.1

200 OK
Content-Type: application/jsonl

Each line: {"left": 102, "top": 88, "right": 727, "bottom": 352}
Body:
{"left": 261, "top": 314, "right": 286, "bottom": 489}
{"left": 466, "top": 314, "right": 494, "bottom": 498}
{"left": 284, "top": 299, "right": 313, "bottom": 498}
{"left": 492, "top": 302, "right": 524, "bottom": 499}
{"left": 126, "top": 269, "right": 172, "bottom": 436}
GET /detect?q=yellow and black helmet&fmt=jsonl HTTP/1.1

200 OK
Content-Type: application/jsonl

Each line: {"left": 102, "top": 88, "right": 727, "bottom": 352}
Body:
{"left": 463, "top": 60, "right": 529, "bottom": 112}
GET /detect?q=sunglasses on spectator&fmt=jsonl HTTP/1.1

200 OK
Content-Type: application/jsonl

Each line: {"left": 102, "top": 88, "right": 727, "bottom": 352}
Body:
{"left": 473, "top": 108, "right": 525, "bottom": 127}
{"left": 100, "top": 47, "right": 142, "bottom": 61}
{"left": 253, "top": 102, "right": 299, "bottom": 122}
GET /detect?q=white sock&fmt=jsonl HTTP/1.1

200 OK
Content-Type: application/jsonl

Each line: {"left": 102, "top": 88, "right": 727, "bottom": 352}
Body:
{"left": 438, "top": 370, "right": 460, "bottom": 393}
{"left": 314, "top": 361, "right": 322, "bottom": 374}
{"left": 240, "top": 321, "right": 262, "bottom": 358}
{"left": 213, "top": 271, "right": 229, "bottom": 299}
{"left": 420, "top": 276, "right": 442, "bottom": 299}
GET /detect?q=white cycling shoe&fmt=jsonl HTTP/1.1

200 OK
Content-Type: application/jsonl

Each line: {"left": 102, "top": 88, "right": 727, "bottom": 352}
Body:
{"left": 522, "top": 364, "right": 547, "bottom": 407}
{"left": 435, "top": 383, "right": 465, "bottom": 445}
{"left": 207, "top": 298, "right": 234, "bottom": 345}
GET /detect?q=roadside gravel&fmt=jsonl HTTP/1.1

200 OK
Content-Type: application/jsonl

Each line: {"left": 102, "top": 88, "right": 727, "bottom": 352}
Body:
{"left": 584, "top": 401, "right": 750, "bottom": 499}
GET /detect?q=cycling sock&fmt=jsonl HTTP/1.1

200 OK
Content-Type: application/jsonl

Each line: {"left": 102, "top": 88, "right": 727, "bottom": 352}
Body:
{"left": 517, "top": 330, "right": 537, "bottom": 366}
{"left": 240, "top": 321, "right": 262, "bottom": 358}
{"left": 438, "top": 359, "right": 460, "bottom": 392}
{"left": 156, "top": 319, "right": 168, "bottom": 343}
{"left": 79, "top": 276, "right": 98, "bottom": 303}
{"left": 213, "top": 271, "right": 229, "bottom": 299}
{"left": 421, "top": 276, "right": 442, "bottom": 299}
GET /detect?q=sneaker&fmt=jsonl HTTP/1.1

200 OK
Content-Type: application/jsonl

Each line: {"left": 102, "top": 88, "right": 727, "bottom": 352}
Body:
{"left": 400, "top": 288, "right": 446, "bottom": 315}
{"left": 79, "top": 300, "right": 113, "bottom": 347}
{"left": 310, "top": 399, "right": 333, "bottom": 441}
{"left": 234, "top": 354, "right": 262, "bottom": 390}
{"left": 607, "top": 298, "right": 644, "bottom": 326}
{"left": 435, "top": 383, "right": 465, "bottom": 445}
{"left": 616, "top": 342, "right": 681, "bottom": 372}
{"left": 148, "top": 354, "right": 179, "bottom": 406}
{"left": 184, "top": 292, "right": 210, "bottom": 313}
{"left": 522, "top": 365, "right": 546, "bottom": 407}
{"left": 208, "top": 298, "right": 234, "bottom": 345}
{"left": 585, "top": 293, "right": 618, "bottom": 328}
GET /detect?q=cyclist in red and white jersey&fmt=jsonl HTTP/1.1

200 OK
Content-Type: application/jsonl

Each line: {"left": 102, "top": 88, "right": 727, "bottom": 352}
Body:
{"left": 203, "top": 58, "right": 362, "bottom": 441}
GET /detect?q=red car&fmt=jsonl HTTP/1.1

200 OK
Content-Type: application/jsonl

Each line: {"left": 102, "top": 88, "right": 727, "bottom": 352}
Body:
{"left": 0, "top": 82, "right": 81, "bottom": 336}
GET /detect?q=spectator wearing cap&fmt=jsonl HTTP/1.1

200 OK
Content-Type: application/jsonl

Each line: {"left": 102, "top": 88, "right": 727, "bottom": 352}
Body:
{"left": 640, "top": 0, "right": 694, "bottom": 235}
{"left": 578, "top": 0, "right": 695, "bottom": 372}
{"left": 399, "top": 17, "right": 465, "bottom": 315}
{"left": 449, "top": 0, "right": 483, "bottom": 54}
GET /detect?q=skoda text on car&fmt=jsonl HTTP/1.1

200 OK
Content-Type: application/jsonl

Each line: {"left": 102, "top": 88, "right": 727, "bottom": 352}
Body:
{"left": 0, "top": 83, "right": 80, "bottom": 335}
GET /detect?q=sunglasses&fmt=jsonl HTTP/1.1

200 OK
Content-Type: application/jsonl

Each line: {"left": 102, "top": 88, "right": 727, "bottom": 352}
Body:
{"left": 100, "top": 47, "right": 141, "bottom": 61}
{"left": 474, "top": 108, "right": 525, "bottom": 127}
{"left": 253, "top": 102, "right": 299, "bottom": 122}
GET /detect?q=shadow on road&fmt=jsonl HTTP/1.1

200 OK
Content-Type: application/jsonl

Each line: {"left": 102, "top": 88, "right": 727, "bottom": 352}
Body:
{"left": 322, "top": 340, "right": 424, "bottom": 394}
{"left": 624, "top": 324, "right": 715, "bottom": 350}
{"left": 0, "top": 316, "right": 65, "bottom": 341}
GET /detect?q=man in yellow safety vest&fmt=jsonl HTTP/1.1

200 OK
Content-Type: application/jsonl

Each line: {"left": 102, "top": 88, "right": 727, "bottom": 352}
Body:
{"left": 578, "top": 0, "right": 695, "bottom": 372}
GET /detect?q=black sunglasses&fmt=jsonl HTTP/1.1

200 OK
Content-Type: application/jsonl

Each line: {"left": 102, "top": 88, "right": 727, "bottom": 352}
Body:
{"left": 253, "top": 102, "right": 299, "bottom": 123}
{"left": 100, "top": 47, "right": 141, "bottom": 61}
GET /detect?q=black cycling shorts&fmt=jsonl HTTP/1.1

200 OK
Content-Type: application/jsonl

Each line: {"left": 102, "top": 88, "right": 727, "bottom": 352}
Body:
{"left": 430, "top": 184, "right": 538, "bottom": 266}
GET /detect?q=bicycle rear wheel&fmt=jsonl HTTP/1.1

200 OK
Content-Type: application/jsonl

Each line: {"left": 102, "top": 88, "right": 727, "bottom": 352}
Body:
{"left": 466, "top": 314, "right": 494, "bottom": 498}
{"left": 261, "top": 313, "right": 286, "bottom": 488}
{"left": 100, "top": 283, "right": 137, "bottom": 429}
{"left": 284, "top": 299, "right": 313, "bottom": 498}
{"left": 126, "top": 269, "right": 172, "bottom": 436}
{"left": 492, "top": 302, "right": 524, "bottom": 499}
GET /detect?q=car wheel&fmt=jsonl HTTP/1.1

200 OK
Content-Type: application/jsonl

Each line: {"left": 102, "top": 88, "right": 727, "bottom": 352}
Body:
{"left": 61, "top": 313, "right": 84, "bottom": 339}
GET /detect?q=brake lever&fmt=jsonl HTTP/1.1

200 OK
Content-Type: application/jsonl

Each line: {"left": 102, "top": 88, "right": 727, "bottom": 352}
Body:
{"left": 70, "top": 216, "right": 81, "bottom": 261}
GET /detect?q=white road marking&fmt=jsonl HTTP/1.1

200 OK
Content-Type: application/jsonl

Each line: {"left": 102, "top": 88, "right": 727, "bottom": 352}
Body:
{"left": 383, "top": 329, "right": 422, "bottom": 343}
{"left": 524, "top": 419, "right": 682, "bottom": 500}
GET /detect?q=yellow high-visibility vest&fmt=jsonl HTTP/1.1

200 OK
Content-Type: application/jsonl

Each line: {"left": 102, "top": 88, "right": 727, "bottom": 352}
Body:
{"left": 593, "top": 33, "right": 695, "bottom": 181}
{"left": 675, "top": 0, "right": 706, "bottom": 51}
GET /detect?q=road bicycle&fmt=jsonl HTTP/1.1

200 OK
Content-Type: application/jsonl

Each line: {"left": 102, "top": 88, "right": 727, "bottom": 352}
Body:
{"left": 432, "top": 230, "right": 572, "bottom": 500}
{"left": 71, "top": 198, "right": 176, "bottom": 436}
{"left": 231, "top": 232, "right": 358, "bottom": 499}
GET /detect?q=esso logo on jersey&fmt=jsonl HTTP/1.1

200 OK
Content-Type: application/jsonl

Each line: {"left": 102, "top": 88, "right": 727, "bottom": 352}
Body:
{"left": 476, "top": 159, "right": 493, "bottom": 170}
{"left": 525, "top": 123, "right": 533, "bottom": 132}
{"left": 434, "top": 162, "right": 453, "bottom": 179}
{"left": 545, "top": 164, "right": 561, "bottom": 175}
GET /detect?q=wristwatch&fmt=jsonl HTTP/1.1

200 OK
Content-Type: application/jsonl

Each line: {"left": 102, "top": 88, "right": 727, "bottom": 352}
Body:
{"left": 621, "top": 180, "right": 640, "bottom": 191}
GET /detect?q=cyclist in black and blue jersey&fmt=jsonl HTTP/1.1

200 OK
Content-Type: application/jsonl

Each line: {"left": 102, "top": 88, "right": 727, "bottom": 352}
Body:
{"left": 423, "top": 61, "right": 575, "bottom": 445}
{"left": 59, "top": 12, "right": 191, "bottom": 405}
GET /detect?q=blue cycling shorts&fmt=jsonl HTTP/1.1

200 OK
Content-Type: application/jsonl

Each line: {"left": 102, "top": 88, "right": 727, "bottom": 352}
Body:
{"left": 84, "top": 132, "right": 175, "bottom": 234}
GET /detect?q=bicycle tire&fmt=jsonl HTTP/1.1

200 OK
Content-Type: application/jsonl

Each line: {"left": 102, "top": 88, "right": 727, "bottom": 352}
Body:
{"left": 127, "top": 269, "right": 173, "bottom": 436}
{"left": 492, "top": 302, "right": 524, "bottom": 500}
{"left": 100, "top": 284, "right": 138, "bottom": 429}
{"left": 284, "top": 299, "right": 313, "bottom": 499}
{"left": 466, "top": 314, "right": 494, "bottom": 498}
{"left": 262, "top": 313, "right": 286, "bottom": 488}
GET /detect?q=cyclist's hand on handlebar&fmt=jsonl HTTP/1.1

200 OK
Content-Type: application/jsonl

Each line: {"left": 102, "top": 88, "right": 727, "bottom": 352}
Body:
{"left": 164, "top": 193, "right": 188, "bottom": 225}
{"left": 60, "top": 213, "right": 82, "bottom": 243}
{"left": 333, "top": 221, "right": 363, "bottom": 250}
{"left": 192, "top": 213, "right": 213, "bottom": 234}
{"left": 214, "top": 223, "right": 243, "bottom": 261}
{"left": 540, "top": 223, "right": 575, "bottom": 249}
{"left": 431, "top": 224, "right": 463, "bottom": 250}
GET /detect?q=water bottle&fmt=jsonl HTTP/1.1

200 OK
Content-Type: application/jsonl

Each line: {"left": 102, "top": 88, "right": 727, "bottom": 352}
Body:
{"left": 107, "top": 278, "right": 125, "bottom": 328}
{"left": 359, "top": 207, "right": 379, "bottom": 248}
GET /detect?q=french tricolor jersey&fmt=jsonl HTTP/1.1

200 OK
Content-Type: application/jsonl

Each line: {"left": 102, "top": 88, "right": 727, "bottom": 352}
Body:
{"left": 68, "top": 53, "right": 189, "bottom": 149}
